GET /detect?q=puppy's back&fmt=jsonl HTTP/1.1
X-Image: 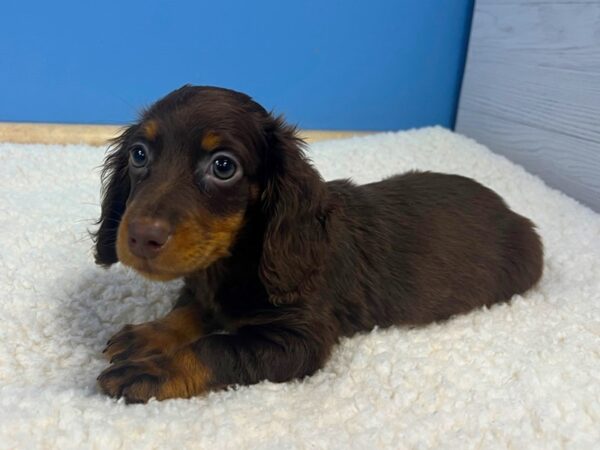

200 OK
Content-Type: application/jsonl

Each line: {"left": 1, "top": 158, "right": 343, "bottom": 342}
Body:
{"left": 332, "top": 171, "right": 543, "bottom": 326}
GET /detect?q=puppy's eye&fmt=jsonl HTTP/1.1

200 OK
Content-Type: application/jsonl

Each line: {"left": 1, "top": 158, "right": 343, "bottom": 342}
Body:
{"left": 129, "top": 144, "right": 148, "bottom": 168}
{"left": 212, "top": 156, "right": 237, "bottom": 180}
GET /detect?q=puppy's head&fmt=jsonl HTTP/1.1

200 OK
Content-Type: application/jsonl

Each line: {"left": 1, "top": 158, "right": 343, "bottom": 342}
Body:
{"left": 94, "top": 85, "right": 329, "bottom": 301}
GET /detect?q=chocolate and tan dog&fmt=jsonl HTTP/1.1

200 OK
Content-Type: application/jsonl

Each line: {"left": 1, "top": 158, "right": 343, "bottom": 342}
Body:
{"left": 94, "top": 85, "right": 543, "bottom": 403}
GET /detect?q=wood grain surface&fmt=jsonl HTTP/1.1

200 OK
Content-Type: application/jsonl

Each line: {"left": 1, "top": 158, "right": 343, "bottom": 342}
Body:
{"left": 456, "top": 0, "right": 600, "bottom": 211}
{"left": 0, "top": 122, "right": 370, "bottom": 146}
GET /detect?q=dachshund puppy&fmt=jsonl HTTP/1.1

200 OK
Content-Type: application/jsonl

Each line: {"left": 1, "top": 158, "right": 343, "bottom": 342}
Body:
{"left": 94, "top": 85, "right": 543, "bottom": 403}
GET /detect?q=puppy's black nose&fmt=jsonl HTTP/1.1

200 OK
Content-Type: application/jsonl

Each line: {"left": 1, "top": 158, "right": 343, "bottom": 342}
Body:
{"left": 128, "top": 218, "right": 172, "bottom": 259}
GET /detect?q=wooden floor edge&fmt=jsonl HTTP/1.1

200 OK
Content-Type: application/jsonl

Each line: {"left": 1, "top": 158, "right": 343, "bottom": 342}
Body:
{"left": 0, "top": 122, "right": 372, "bottom": 146}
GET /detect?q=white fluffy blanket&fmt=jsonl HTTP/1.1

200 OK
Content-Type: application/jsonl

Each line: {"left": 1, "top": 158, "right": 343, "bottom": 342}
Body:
{"left": 0, "top": 128, "right": 598, "bottom": 449}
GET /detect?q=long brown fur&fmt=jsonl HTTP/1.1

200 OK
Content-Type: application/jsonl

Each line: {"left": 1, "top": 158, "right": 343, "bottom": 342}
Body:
{"left": 94, "top": 85, "right": 543, "bottom": 403}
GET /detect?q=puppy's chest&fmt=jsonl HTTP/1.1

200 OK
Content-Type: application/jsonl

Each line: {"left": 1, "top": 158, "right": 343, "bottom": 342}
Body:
{"left": 197, "top": 274, "right": 271, "bottom": 332}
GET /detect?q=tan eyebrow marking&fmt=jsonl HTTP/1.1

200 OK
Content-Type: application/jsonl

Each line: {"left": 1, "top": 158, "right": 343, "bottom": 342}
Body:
{"left": 143, "top": 120, "right": 158, "bottom": 141}
{"left": 201, "top": 131, "right": 221, "bottom": 152}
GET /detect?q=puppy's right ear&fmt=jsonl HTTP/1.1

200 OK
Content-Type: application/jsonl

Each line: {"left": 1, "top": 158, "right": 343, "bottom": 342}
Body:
{"left": 92, "top": 127, "right": 134, "bottom": 266}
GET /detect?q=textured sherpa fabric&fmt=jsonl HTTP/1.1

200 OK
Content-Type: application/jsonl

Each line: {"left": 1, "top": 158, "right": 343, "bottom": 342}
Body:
{"left": 0, "top": 128, "right": 598, "bottom": 449}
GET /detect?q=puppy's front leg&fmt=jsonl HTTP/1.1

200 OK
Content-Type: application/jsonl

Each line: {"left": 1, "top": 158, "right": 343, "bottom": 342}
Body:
{"left": 97, "top": 325, "right": 329, "bottom": 403}
{"left": 103, "top": 301, "right": 204, "bottom": 363}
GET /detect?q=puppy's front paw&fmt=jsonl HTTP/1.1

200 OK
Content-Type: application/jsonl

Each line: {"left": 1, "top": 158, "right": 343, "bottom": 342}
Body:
{"left": 97, "top": 349, "right": 210, "bottom": 403}
{"left": 103, "top": 322, "right": 182, "bottom": 363}
{"left": 97, "top": 356, "right": 166, "bottom": 403}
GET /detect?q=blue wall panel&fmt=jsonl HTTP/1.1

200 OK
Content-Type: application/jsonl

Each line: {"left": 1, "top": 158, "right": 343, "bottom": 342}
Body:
{"left": 0, "top": 1, "right": 473, "bottom": 130}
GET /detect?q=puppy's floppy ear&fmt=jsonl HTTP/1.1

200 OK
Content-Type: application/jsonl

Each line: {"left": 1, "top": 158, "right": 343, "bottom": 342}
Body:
{"left": 92, "top": 127, "right": 134, "bottom": 266}
{"left": 259, "top": 116, "right": 331, "bottom": 305}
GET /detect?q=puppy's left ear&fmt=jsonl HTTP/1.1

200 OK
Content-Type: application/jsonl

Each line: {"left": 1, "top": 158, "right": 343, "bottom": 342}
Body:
{"left": 91, "top": 128, "right": 133, "bottom": 266}
{"left": 259, "top": 116, "right": 332, "bottom": 305}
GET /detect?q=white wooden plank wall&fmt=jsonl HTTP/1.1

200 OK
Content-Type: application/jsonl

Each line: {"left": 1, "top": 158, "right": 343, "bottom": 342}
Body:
{"left": 456, "top": 0, "right": 600, "bottom": 211}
